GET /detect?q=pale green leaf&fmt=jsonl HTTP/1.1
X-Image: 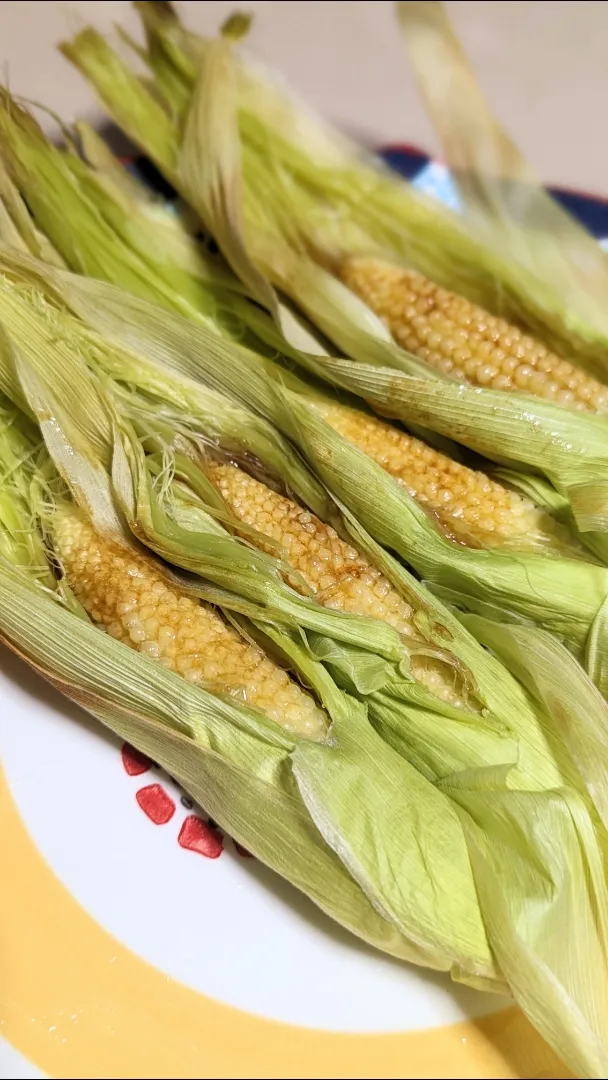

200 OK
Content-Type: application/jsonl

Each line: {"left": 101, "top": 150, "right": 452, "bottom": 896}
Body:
{"left": 396, "top": 0, "right": 608, "bottom": 378}
{"left": 293, "top": 703, "right": 496, "bottom": 980}
{"left": 442, "top": 775, "right": 608, "bottom": 1078}
{"left": 461, "top": 615, "right": 608, "bottom": 832}
{"left": 0, "top": 560, "right": 421, "bottom": 963}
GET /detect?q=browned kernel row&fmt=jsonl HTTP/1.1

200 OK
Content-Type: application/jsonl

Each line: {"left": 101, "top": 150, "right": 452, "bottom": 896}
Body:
{"left": 52, "top": 504, "right": 327, "bottom": 739}
{"left": 207, "top": 461, "right": 466, "bottom": 708}
{"left": 313, "top": 400, "right": 571, "bottom": 553}
{"left": 340, "top": 256, "right": 608, "bottom": 413}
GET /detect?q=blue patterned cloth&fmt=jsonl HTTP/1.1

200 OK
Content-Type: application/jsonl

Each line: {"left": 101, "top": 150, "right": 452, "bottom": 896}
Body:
{"left": 383, "top": 146, "right": 608, "bottom": 248}
{"left": 411, "top": 160, "right": 462, "bottom": 211}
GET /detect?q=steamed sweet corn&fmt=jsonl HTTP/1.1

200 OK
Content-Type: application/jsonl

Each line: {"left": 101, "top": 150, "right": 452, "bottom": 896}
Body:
{"left": 341, "top": 256, "right": 608, "bottom": 413}
{"left": 52, "top": 502, "right": 327, "bottom": 739}
{"left": 208, "top": 461, "right": 416, "bottom": 628}
{"left": 207, "top": 461, "right": 467, "bottom": 707}
{"left": 48, "top": 13, "right": 608, "bottom": 1075}
{"left": 311, "top": 400, "right": 562, "bottom": 551}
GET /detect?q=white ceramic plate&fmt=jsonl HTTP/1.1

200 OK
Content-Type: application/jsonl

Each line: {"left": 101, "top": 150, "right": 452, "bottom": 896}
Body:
{"left": 0, "top": 644, "right": 566, "bottom": 1079}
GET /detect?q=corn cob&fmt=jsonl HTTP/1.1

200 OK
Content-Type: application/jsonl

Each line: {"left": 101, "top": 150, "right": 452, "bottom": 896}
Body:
{"left": 311, "top": 400, "right": 565, "bottom": 551}
{"left": 208, "top": 461, "right": 416, "bottom": 624}
{"left": 340, "top": 256, "right": 608, "bottom": 413}
{"left": 52, "top": 503, "right": 327, "bottom": 739}
{"left": 207, "top": 461, "right": 466, "bottom": 707}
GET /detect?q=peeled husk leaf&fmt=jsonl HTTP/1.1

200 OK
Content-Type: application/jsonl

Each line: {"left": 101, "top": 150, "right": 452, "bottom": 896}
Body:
{"left": 0, "top": 399, "right": 499, "bottom": 977}
{"left": 441, "top": 772, "right": 608, "bottom": 1080}
{"left": 61, "top": 28, "right": 180, "bottom": 175}
{"left": 460, "top": 615, "right": 608, "bottom": 832}
{"left": 0, "top": 268, "right": 588, "bottom": 784}
{"left": 305, "top": 357, "right": 608, "bottom": 548}
{"left": 0, "top": 278, "right": 413, "bottom": 668}
{"left": 212, "top": 34, "right": 608, "bottom": 563}
{"left": 0, "top": 558, "right": 436, "bottom": 964}
{"left": 49, "top": 13, "right": 608, "bottom": 1070}
{"left": 33, "top": 262, "right": 608, "bottom": 693}
{"left": 396, "top": 0, "right": 608, "bottom": 380}
{"left": 0, "top": 92, "right": 199, "bottom": 319}
{"left": 66, "top": 17, "right": 608, "bottom": 567}
{"left": 0, "top": 262, "right": 512, "bottom": 721}
{"left": 0, "top": 395, "right": 55, "bottom": 585}
{"left": 5, "top": 80, "right": 597, "bottom": 568}
{"left": 5, "top": 274, "right": 608, "bottom": 1072}
{"left": 177, "top": 36, "right": 278, "bottom": 315}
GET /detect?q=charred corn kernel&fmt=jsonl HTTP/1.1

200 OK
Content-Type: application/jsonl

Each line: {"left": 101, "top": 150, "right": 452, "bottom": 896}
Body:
{"left": 52, "top": 503, "right": 326, "bottom": 739}
{"left": 340, "top": 256, "right": 608, "bottom": 414}
{"left": 207, "top": 462, "right": 464, "bottom": 708}
{"left": 313, "top": 400, "right": 562, "bottom": 552}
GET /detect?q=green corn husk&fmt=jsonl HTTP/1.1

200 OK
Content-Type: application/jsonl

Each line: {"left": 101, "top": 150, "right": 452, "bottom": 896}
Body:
{"left": 0, "top": 92, "right": 320, "bottom": 359}
{"left": 53, "top": 13, "right": 608, "bottom": 568}
{"left": 3, "top": 383, "right": 516, "bottom": 976}
{"left": 0, "top": 92, "right": 213, "bottom": 323}
{"left": 58, "top": 9, "right": 486, "bottom": 302}
{"left": 0, "top": 107, "right": 591, "bottom": 565}
{"left": 0, "top": 87, "right": 587, "bottom": 562}
{"left": 0, "top": 398, "right": 57, "bottom": 589}
{"left": 0, "top": 262, "right": 507, "bottom": 717}
{"left": 396, "top": 0, "right": 608, "bottom": 377}
{"left": 4, "top": 301, "right": 608, "bottom": 1076}
{"left": 3, "top": 226, "right": 605, "bottom": 672}
{"left": 61, "top": 2, "right": 608, "bottom": 382}
{"left": 0, "top": 406, "right": 452, "bottom": 967}
{"left": 23, "top": 258, "right": 608, "bottom": 694}
{"left": 12, "top": 9, "right": 605, "bottom": 1071}
{"left": 0, "top": 277, "right": 418, "bottom": 669}
{"left": 0, "top": 98, "right": 597, "bottom": 568}
{"left": 202, "top": 33, "right": 608, "bottom": 562}
{"left": 57, "top": 17, "right": 470, "bottom": 366}
{"left": 0, "top": 150, "right": 67, "bottom": 269}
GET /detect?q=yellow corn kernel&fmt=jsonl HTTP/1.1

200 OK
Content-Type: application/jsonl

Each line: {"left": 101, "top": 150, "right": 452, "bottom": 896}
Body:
{"left": 340, "top": 256, "right": 608, "bottom": 414}
{"left": 208, "top": 461, "right": 414, "bottom": 625}
{"left": 313, "top": 400, "right": 567, "bottom": 553}
{"left": 208, "top": 462, "right": 465, "bottom": 708}
{"left": 52, "top": 504, "right": 327, "bottom": 739}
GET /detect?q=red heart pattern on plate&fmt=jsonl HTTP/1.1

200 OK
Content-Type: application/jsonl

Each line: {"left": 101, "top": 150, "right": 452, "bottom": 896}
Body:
{"left": 135, "top": 783, "right": 176, "bottom": 825}
{"left": 121, "top": 743, "right": 250, "bottom": 861}
{"left": 178, "top": 815, "right": 224, "bottom": 859}
{"left": 121, "top": 743, "right": 154, "bottom": 776}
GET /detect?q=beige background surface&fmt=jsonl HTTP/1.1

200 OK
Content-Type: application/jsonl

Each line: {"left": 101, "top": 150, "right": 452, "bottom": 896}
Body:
{"left": 0, "top": 0, "right": 606, "bottom": 192}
